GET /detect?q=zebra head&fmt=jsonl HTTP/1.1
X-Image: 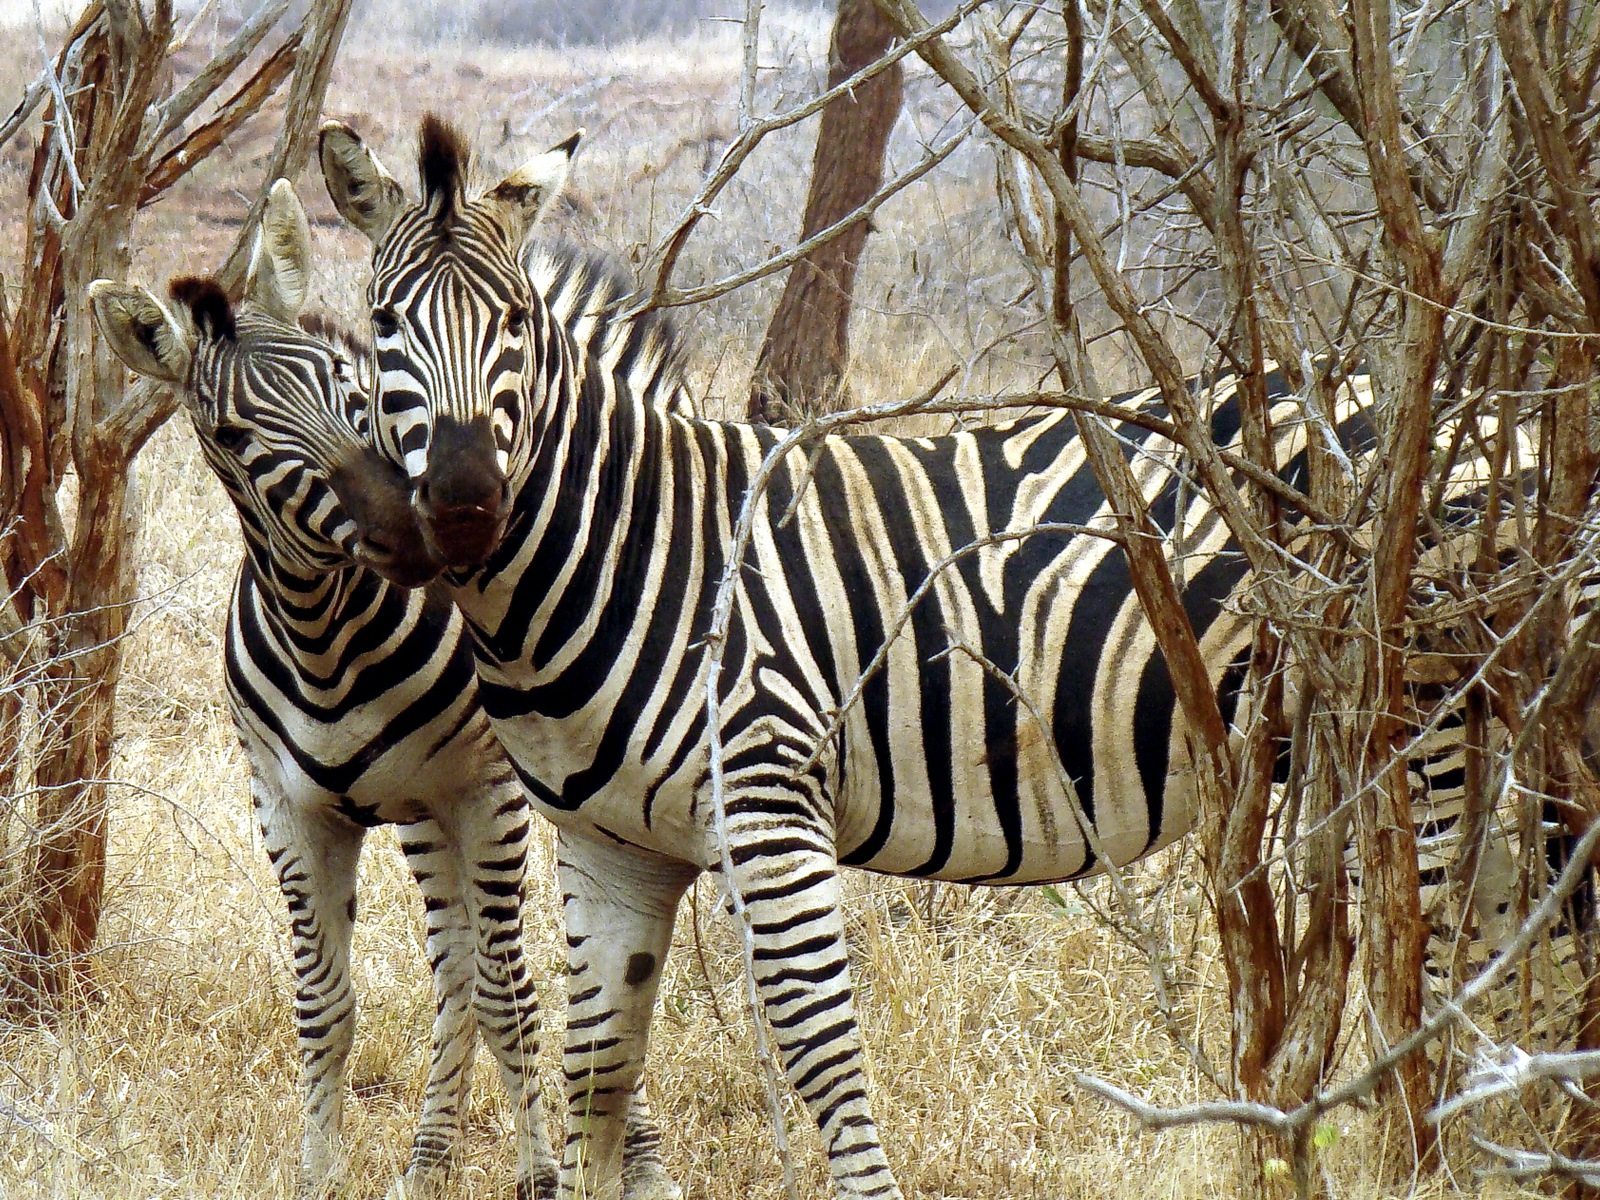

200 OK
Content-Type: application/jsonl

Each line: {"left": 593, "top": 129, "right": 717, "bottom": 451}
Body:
{"left": 88, "top": 180, "right": 441, "bottom": 587}
{"left": 319, "top": 114, "right": 577, "bottom": 570}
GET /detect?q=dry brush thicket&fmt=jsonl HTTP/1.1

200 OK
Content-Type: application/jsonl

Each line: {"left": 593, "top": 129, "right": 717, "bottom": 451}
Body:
{"left": 0, "top": 1, "right": 1597, "bottom": 1198}
{"left": 655, "top": 0, "right": 1600, "bottom": 1191}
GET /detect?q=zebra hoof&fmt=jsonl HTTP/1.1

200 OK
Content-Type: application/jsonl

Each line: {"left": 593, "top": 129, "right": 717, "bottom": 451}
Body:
{"left": 388, "top": 1155, "right": 458, "bottom": 1200}
{"left": 622, "top": 1160, "right": 683, "bottom": 1200}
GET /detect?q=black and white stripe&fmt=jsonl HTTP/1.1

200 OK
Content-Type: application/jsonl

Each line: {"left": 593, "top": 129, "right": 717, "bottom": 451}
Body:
{"left": 319, "top": 120, "right": 1548, "bottom": 1200}
{"left": 90, "top": 182, "right": 687, "bottom": 1200}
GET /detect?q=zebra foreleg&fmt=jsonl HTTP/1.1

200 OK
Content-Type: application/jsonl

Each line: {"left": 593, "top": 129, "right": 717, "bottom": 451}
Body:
{"left": 718, "top": 816, "right": 903, "bottom": 1200}
{"left": 556, "top": 833, "right": 696, "bottom": 1200}
{"left": 621, "top": 1081, "right": 682, "bottom": 1200}
{"left": 393, "top": 818, "right": 480, "bottom": 1196}
{"left": 255, "top": 783, "right": 364, "bottom": 1199}
{"left": 452, "top": 793, "right": 558, "bottom": 1200}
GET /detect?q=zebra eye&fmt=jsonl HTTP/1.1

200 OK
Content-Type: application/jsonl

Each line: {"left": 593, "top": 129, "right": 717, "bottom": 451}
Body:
{"left": 213, "top": 424, "right": 251, "bottom": 453}
{"left": 372, "top": 308, "right": 400, "bottom": 339}
{"left": 505, "top": 306, "right": 528, "bottom": 336}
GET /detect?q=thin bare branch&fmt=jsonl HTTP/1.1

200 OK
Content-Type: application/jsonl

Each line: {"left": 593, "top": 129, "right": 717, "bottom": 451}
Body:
{"left": 1078, "top": 818, "right": 1600, "bottom": 1135}
{"left": 32, "top": 0, "right": 85, "bottom": 203}
{"left": 739, "top": 0, "right": 763, "bottom": 129}
{"left": 1472, "top": 1137, "right": 1600, "bottom": 1188}
{"left": 1432, "top": 1049, "right": 1600, "bottom": 1122}
{"left": 637, "top": 0, "right": 984, "bottom": 306}
{"left": 1498, "top": 0, "right": 1600, "bottom": 330}
{"left": 630, "top": 116, "right": 972, "bottom": 315}
{"left": 146, "top": 0, "right": 294, "bottom": 151}
{"left": 1075, "top": 1074, "right": 1296, "bottom": 1133}
{"left": 0, "top": 72, "right": 48, "bottom": 150}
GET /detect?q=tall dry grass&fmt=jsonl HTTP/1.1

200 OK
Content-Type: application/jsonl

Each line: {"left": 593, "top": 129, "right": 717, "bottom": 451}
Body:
{"left": 0, "top": 10, "right": 1542, "bottom": 1198}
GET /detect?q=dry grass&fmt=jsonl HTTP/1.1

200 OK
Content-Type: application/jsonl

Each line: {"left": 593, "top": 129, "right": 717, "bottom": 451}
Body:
{"left": 0, "top": 12, "right": 1548, "bottom": 1200}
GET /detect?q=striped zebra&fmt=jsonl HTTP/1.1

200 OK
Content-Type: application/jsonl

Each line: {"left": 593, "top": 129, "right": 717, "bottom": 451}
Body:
{"left": 314, "top": 119, "right": 1558, "bottom": 1199}
{"left": 87, "top": 182, "right": 684, "bottom": 1200}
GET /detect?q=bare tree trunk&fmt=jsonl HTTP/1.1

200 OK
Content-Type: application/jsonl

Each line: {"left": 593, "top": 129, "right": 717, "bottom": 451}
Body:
{"left": 3, "top": 0, "right": 162, "bottom": 1007}
{"left": 748, "top": 0, "right": 903, "bottom": 423}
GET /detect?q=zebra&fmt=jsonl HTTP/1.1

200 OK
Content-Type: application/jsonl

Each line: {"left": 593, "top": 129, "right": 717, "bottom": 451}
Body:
{"left": 87, "top": 180, "right": 684, "bottom": 1200}
{"left": 314, "top": 118, "right": 1557, "bottom": 1200}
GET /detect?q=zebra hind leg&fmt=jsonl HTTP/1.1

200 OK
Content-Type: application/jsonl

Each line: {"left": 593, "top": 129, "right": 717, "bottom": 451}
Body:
{"left": 556, "top": 832, "right": 696, "bottom": 1200}
{"left": 718, "top": 806, "right": 904, "bottom": 1200}
{"left": 390, "top": 817, "right": 480, "bottom": 1197}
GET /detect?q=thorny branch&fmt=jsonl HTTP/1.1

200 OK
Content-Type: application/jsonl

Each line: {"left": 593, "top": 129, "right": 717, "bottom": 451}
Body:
{"left": 1075, "top": 820, "right": 1600, "bottom": 1147}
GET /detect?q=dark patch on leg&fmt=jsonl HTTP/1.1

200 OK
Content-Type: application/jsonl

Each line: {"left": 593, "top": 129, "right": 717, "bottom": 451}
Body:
{"left": 623, "top": 952, "right": 657, "bottom": 987}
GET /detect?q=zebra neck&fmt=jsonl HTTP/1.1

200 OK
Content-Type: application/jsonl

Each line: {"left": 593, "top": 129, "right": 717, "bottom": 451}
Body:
{"left": 238, "top": 537, "right": 396, "bottom": 662}
{"left": 468, "top": 325, "right": 686, "bottom": 669}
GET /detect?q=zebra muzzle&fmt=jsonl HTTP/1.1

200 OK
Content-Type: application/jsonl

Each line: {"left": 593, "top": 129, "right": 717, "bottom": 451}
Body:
{"left": 417, "top": 417, "right": 512, "bottom": 569}
{"left": 331, "top": 450, "right": 448, "bottom": 586}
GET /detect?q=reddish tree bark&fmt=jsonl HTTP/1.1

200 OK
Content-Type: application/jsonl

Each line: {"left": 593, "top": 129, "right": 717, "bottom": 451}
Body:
{"left": 748, "top": 0, "right": 903, "bottom": 422}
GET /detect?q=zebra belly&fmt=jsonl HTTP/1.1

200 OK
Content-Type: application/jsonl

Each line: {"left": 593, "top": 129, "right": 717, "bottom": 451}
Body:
{"left": 489, "top": 713, "right": 714, "bottom": 865}
{"left": 483, "top": 695, "right": 1198, "bottom": 885}
{"left": 811, "top": 617, "right": 1206, "bottom": 885}
{"left": 830, "top": 735, "right": 1196, "bottom": 886}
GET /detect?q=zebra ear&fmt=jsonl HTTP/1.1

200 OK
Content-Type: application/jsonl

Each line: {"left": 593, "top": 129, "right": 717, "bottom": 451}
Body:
{"left": 88, "top": 280, "right": 193, "bottom": 385}
{"left": 246, "top": 178, "right": 314, "bottom": 321}
{"left": 484, "top": 130, "right": 580, "bottom": 247}
{"left": 320, "top": 120, "right": 406, "bottom": 244}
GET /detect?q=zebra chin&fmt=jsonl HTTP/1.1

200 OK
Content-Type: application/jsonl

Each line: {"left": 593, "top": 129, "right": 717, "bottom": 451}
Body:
{"left": 415, "top": 503, "right": 508, "bottom": 571}
{"left": 350, "top": 540, "right": 444, "bottom": 588}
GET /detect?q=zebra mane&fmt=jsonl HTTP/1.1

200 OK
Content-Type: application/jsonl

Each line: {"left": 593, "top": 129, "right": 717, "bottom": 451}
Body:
{"left": 298, "top": 311, "right": 375, "bottom": 395}
{"left": 170, "top": 276, "right": 236, "bottom": 341}
{"left": 525, "top": 239, "right": 693, "bottom": 402}
{"left": 418, "top": 113, "right": 469, "bottom": 220}
{"left": 298, "top": 311, "right": 370, "bottom": 360}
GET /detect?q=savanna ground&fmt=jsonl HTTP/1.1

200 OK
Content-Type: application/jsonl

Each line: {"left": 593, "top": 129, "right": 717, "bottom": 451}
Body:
{"left": 0, "top": 5, "right": 1555, "bottom": 1197}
